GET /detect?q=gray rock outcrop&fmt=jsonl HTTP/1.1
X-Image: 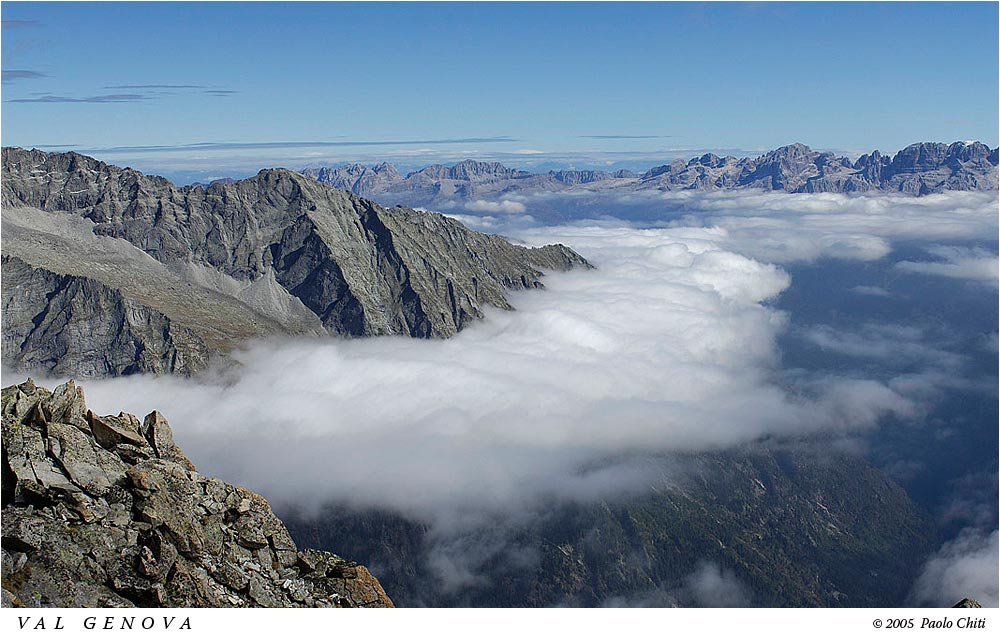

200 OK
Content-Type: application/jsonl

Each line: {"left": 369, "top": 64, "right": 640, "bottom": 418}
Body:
{"left": 1, "top": 148, "right": 591, "bottom": 377}
{"left": 550, "top": 168, "right": 637, "bottom": 185}
{"left": 2, "top": 256, "right": 209, "bottom": 377}
{"left": 300, "top": 162, "right": 403, "bottom": 198}
{"left": 1, "top": 379, "right": 394, "bottom": 608}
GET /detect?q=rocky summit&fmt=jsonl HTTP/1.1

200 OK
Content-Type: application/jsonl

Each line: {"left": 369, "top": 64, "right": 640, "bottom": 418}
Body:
{"left": 1, "top": 379, "right": 393, "bottom": 608}
{"left": 0, "top": 148, "right": 590, "bottom": 378}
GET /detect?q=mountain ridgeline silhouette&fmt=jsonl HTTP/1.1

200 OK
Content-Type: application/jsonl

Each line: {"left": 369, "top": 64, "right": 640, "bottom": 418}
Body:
{"left": 300, "top": 141, "right": 998, "bottom": 203}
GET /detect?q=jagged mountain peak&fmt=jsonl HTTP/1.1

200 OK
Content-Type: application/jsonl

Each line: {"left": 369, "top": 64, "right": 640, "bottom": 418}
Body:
{"left": 765, "top": 142, "right": 814, "bottom": 157}
{"left": 297, "top": 140, "right": 996, "bottom": 206}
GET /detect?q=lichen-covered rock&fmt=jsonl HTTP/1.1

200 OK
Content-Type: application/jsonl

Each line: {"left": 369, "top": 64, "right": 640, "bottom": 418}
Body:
{"left": 0, "top": 379, "right": 393, "bottom": 608}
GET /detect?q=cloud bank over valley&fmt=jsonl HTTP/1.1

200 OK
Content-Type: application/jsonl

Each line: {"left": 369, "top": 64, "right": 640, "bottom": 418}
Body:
{"left": 16, "top": 189, "right": 996, "bottom": 605}
{"left": 57, "top": 191, "right": 996, "bottom": 521}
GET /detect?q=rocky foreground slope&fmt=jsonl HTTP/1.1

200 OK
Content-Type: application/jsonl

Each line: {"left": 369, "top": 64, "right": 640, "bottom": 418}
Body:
{"left": 1, "top": 148, "right": 589, "bottom": 377}
{"left": 302, "top": 141, "right": 999, "bottom": 206}
{"left": 1, "top": 379, "right": 393, "bottom": 608}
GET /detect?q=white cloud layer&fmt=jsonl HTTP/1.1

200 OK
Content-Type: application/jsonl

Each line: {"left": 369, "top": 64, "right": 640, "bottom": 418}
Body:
{"left": 7, "top": 189, "right": 996, "bottom": 601}
{"left": 911, "top": 529, "right": 999, "bottom": 608}
{"left": 849, "top": 285, "right": 891, "bottom": 297}
{"left": 682, "top": 562, "right": 751, "bottom": 607}
{"left": 506, "top": 189, "right": 998, "bottom": 265}
{"left": 896, "top": 246, "right": 999, "bottom": 285}
{"left": 657, "top": 191, "right": 999, "bottom": 263}
{"left": 52, "top": 223, "right": 923, "bottom": 528}
{"left": 465, "top": 199, "right": 527, "bottom": 214}
{"left": 600, "top": 561, "right": 751, "bottom": 607}
{"left": 800, "top": 323, "right": 966, "bottom": 369}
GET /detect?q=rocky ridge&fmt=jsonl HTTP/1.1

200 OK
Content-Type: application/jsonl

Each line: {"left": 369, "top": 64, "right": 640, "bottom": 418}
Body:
{"left": 300, "top": 141, "right": 999, "bottom": 206}
{"left": 1, "top": 148, "right": 590, "bottom": 377}
{"left": 1, "top": 379, "right": 393, "bottom": 608}
{"left": 637, "top": 141, "right": 998, "bottom": 194}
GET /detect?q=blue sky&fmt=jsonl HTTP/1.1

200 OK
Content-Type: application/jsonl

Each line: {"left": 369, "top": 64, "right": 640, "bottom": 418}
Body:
{"left": 2, "top": 2, "right": 997, "bottom": 179}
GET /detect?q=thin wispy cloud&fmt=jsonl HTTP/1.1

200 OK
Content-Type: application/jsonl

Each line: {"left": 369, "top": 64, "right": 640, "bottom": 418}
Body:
{"left": 8, "top": 83, "right": 240, "bottom": 105}
{"left": 1, "top": 70, "right": 47, "bottom": 83}
{"left": 104, "top": 84, "right": 206, "bottom": 89}
{"left": 1, "top": 19, "right": 39, "bottom": 29}
{"left": 40, "top": 137, "right": 519, "bottom": 154}
{"left": 895, "top": 246, "right": 999, "bottom": 285}
{"left": 799, "top": 323, "right": 966, "bottom": 370}
{"left": 7, "top": 93, "right": 149, "bottom": 104}
{"left": 579, "top": 135, "right": 678, "bottom": 140}
{"left": 104, "top": 84, "right": 239, "bottom": 97}
{"left": 602, "top": 561, "right": 752, "bottom": 607}
{"left": 681, "top": 562, "right": 752, "bottom": 607}
{"left": 849, "top": 285, "right": 891, "bottom": 297}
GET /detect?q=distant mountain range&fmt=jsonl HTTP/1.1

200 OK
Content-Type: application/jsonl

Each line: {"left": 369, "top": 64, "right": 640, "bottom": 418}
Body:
{"left": 1, "top": 148, "right": 589, "bottom": 377}
{"left": 300, "top": 141, "right": 999, "bottom": 208}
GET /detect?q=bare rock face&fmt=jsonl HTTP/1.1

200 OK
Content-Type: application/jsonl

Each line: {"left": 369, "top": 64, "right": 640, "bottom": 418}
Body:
{"left": 1, "top": 256, "right": 209, "bottom": 377}
{"left": 300, "top": 163, "right": 404, "bottom": 198}
{"left": 881, "top": 142, "right": 999, "bottom": 194}
{"left": 1, "top": 148, "right": 591, "bottom": 377}
{"left": 0, "top": 379, "right": 393, "bottom": 608}
{"left": 549, "top": 169, "right": 637, "bottom": 185}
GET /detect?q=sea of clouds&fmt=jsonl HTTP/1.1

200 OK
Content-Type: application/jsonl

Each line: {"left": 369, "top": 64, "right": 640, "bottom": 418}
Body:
{"left": 73, "top": 222, "right": 922, "bottom": 518}
{"left": 22, "top": 188, "right": 998, "bottom": 605}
